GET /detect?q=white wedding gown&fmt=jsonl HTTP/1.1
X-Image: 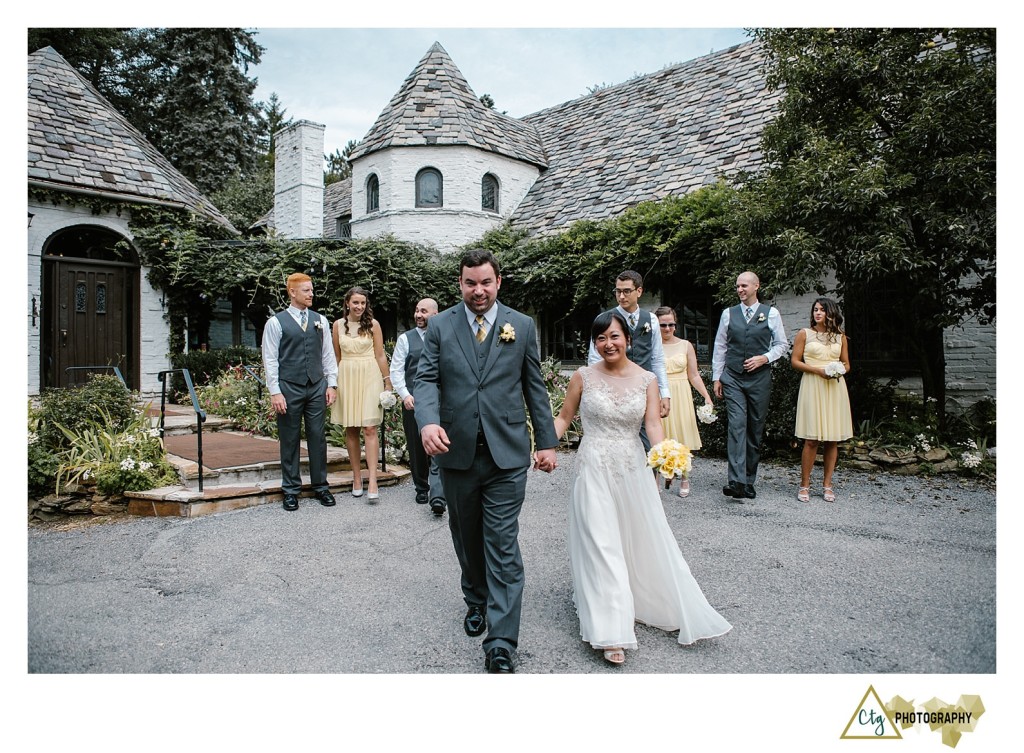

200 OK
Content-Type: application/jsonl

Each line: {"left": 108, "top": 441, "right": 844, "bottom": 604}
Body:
{"left": 569, "top": 367, "right": 733, "bottom": 649}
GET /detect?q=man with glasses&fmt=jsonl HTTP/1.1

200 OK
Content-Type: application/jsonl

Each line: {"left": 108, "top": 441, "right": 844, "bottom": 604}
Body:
{"left": 587, "top": 270, "right": 670, "bottom": 450}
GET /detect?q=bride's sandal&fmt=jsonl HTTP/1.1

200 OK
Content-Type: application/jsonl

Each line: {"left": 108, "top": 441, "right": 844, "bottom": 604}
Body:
{"left": 602, "top": 648, "right": 625, "bottom": 665}
{"left": 823, "top": 486, "right": 836, "bottom": 503}
{"left": 797, "top": 486, "right": 810, "bottom": 503}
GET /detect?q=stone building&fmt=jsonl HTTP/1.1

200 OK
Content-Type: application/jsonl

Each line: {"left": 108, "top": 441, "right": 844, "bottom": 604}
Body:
{"left": 27, "top": 46, "right": 236, "bottom": 395}
{"left": 264, "top": 40, "right": 994, "bottom": 408}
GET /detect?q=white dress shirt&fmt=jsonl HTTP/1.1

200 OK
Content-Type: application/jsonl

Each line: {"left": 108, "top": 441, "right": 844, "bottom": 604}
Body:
{"left": 262, "top": 305, "right": 338, "bottom": 395}
{"left": 587, "top": 306, "right": 670, "bottom": 398}
{"left": 711, "top": 303, "right": 789, "bottom": 381}
{"left": 389, "top": 327, "right": 427, "bottom": 400}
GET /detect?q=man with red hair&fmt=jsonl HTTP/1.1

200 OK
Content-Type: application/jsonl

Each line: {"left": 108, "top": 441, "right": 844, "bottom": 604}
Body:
{"left": 262, "top": 273, "right": 339, "bottom": 511}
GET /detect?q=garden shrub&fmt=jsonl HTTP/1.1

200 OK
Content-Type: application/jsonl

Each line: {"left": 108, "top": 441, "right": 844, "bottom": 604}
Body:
{"left": 36, "top": 375, "right": 136, "bottom": 452}
{"left": 169, "top": 346, "right": 261, "bottom": 398}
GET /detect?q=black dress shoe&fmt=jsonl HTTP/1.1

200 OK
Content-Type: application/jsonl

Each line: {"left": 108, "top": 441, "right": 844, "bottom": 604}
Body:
{"left": 430, "top": 499, "right": 446, "bottom": 517}
{"left": 464, "top": 605, "right": 486, "bottom": 637}
{"left": 316, "top": 490, "right": 337, "bottom": 507}
{"left": 722, "top": 483, "right": 744, "bottom": 498}
{"left": 415, "top": 491, "right": 429, "bottom": 504}
{"left": 743, "top": 484, "right": 757, "bottom": 499}
{"left": 484, "top": 647, "right": 514, "bottom": 674}
{"left": 282, "top": 494, "right": 299, "bottom": 511}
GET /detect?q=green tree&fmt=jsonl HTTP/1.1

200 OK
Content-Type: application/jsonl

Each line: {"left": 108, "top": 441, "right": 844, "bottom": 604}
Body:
{"left": 261, "top": 91, "right": 292, "bottom": 168}
{"left": 150, "top": 28, "right": 265, "bottom": 195}
{"left": 725, "top": 28, "right": 995, "bottom": 427}
{"left": 209, "top": 166, "right": 275, "bottom": 233}
{"left": 325, "top": 139, "right": 360, "bottom": 185}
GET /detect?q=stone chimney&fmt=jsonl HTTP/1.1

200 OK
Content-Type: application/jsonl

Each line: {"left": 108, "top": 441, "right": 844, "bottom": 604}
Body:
{"left": 273, "top": 120, "right": 325, "bottom": 239}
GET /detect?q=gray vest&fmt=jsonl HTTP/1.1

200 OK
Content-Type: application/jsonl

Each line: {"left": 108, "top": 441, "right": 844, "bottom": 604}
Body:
{"left": 725, "top": 303, "right": 772, "bottom": 376}
{"left": 403, "top": 328, "right": 425, "bottom": 386}
{"left": 276, "top": 310, "right": 324, "bottom": 386}
{"left": 625, "top": 309, "right": 655, "bottom": 372}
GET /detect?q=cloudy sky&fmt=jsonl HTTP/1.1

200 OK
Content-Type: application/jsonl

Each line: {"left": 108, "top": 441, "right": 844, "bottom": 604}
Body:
{"left": 250, "top": 27, "right": 751, "bottom": 157}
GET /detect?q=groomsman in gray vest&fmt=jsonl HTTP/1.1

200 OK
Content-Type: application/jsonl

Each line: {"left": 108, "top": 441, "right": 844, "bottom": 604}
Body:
{"left": 416, "top": 249, "right": 558, "bottom": 674}
{"left": 262, "top": 273, "right": 338, "bottom": 512}
{"left": 712, "top": 271, "right": 788, "bottom": 501}
{"left": 588, "top": 270, "right": 670, "bottom": 450}
{"left": 390, "top": 297, "right": 447, "bottom": 517}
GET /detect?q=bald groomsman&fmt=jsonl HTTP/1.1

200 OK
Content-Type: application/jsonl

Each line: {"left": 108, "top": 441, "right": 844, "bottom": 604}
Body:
{"left": 712, "top": 271, "right": 788, "bottom": 501}
{"left": 390, "top": 298, "right": 447, "bottom": 517}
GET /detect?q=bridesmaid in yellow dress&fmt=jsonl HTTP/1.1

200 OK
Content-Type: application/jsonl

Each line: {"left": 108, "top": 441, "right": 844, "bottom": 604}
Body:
{"left": 655, "top": 306, "right": 714, "bottom": 498}
{"left": 331, "top": 286, "right": 391, "bottom": 501}
{"left": 791, "top": 298, "right": 853, "bottom": 504}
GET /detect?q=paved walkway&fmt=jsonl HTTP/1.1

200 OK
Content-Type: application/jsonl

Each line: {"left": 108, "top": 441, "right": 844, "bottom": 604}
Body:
{"left": 27, "top": 453, "right": 995, "bottom": 676}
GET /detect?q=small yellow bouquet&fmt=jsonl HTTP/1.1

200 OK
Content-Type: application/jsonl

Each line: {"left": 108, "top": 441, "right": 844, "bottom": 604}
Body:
{"left": 646, "top": 439, "right": 692, "bottom": 479}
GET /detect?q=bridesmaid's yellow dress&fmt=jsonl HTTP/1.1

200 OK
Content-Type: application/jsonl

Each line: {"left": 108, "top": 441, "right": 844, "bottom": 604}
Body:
{"left": 661, "top": 339, "right": 702, "bottom": 450}
{"left": 794, "top": 329, "right": 853, "bottom": 441}
{"left": 331, "top": 325, "right": 384, "bottom": 427}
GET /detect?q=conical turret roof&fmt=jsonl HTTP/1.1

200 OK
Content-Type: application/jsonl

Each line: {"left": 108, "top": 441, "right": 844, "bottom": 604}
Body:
{"left": 351, "top": 42, "right": 547, "bottom": 168}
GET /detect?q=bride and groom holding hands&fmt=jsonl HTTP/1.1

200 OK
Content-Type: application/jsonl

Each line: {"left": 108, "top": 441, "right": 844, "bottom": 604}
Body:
{"left": 415, "top": 249, "right": 730, "bottom": 673}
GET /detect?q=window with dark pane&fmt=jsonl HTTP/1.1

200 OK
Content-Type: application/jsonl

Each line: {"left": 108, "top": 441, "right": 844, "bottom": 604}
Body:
{"left": 366, "top": 174, "right": 379, "bottom": 213}
{"left": 482, "top": 173, "right": 499, "bottom": 212}
{"left": 415, "top": 168, "right": 443, "bottom": 207}
{"left": 95, "top": 283, "right": 106, "bottom": 314}
{"left": 337, "top": 215, "right": 352, "bottom": 238}
{"left": 75, "top": 282, "right": 87, "bottom": 313}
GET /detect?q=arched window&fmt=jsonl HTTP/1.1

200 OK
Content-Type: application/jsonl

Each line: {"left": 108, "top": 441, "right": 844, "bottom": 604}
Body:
{"left": 366, "top": 174, "right": 379, "bottom": 213}
{"left": 481, "top": 173, "right": 499, "bottom": 213}
{"left": 415, "top": 167, "right": 443, "bottom": 208}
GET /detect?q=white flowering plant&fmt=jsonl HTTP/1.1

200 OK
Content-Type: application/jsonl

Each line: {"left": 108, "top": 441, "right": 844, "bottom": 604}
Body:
{"left": 54, "top": 405, "right": 177, "bottom": 495}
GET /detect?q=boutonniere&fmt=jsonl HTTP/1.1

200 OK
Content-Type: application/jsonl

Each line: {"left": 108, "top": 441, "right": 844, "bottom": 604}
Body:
{"left": 641, "top": 321, "right": 652, "bottom": 335}
{"left": 499, "top": 323, "right": 516, "bottom": 342}
{"left": 313, "top": 319, "right": 324, "bottom": 331}
{"left": 757, "top": 313, "right": 766, "bottom": 323}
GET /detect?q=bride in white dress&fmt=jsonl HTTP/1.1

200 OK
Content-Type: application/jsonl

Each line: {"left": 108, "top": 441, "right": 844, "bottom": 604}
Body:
{"left": 553, "top": 311, "right": 732, "bottom": 665}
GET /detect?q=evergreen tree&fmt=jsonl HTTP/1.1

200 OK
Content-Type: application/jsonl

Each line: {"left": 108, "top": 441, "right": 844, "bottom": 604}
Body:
{"left": 261, "top": 92, "right": 291, "bottom": 168}
{"left": 150, "top": 28, "right": 265, "bottom": 195}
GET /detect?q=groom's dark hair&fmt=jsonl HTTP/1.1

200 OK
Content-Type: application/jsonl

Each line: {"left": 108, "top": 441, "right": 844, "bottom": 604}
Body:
{"left": 591, "top": 310, "right": 632, "bottom": 345}
{"left": 460, "top": 249, "right": 500, "bottom": 278}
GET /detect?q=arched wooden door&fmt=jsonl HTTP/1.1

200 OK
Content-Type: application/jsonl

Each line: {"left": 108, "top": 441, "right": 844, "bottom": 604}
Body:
{"left": 41, "top": 225, "right": 139, "bottom": 389}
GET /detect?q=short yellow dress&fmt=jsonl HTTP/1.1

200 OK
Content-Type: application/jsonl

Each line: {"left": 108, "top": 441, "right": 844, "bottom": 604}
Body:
{"left": 794, "top": 329, "right": 853, "bottom": 441}
{"left": 661, "top": 339, "right": 702, "bottom": 451}
{"left": 331, "top": 325, "right": 384, "bottom": 427}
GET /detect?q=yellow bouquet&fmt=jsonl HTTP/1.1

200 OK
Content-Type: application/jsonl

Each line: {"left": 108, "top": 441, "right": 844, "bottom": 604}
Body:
{"left": 646, "top": 439, "right": 692, "bottom": 479}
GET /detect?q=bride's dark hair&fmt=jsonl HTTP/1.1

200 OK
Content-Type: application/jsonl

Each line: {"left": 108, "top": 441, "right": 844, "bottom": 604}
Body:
{"left": 591, "top": 310, "right": 632, "bottom": 345}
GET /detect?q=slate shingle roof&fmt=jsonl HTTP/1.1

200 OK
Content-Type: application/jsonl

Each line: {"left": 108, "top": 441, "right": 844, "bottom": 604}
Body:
{"left": 322, "top": 177, "right": 352, "bottom": 237}
{"left": 28, "top": 46, "right": 235, "bottom": 231}
{"left": 511, "top": 40, "right": 779, "bottom": 235}
{"left": 350, "top": 42, "right": 548, "bottom": 168}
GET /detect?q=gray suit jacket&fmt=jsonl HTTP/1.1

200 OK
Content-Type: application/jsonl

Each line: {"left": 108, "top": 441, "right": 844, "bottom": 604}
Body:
{"left": 414, "top": 302, "right": 558, "bottom": 470}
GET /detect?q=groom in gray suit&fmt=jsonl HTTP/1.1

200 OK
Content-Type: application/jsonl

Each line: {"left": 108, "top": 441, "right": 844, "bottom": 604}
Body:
{"left": 415, "top": 249, "right": 559, "bottom": 674}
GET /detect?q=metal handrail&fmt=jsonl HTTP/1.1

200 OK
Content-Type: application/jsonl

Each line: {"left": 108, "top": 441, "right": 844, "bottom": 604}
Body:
{"left": 64, "top": 365, "right": 127, "bottom": 388}
{"left": 157, "top": 368, "right": 207, "bottom": 493}
{"left": 238, "top": 363, "right": 265, "bottom": 400}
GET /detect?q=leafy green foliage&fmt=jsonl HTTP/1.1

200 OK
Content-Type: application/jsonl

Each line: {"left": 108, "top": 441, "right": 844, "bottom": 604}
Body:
{"left": 196, "top": 363, "right": 278, "bottom": 438}
{"left": 35, "top": 375, "right": 137, "bottom": 452}
{"left": 728, "top": 28, "right": 996, "bottom": 423}
{"left": 54, "top": 406, "right": 177, "bottom": 495}
{"left": 209, "top": 165, "right": 275, "bottom": 232}
{"left": 485, "top": 183, "right": 737, "bottom": 315}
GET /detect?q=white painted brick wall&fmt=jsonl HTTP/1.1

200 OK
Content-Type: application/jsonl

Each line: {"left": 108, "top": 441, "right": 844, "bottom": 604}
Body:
{"left": 274, "top": 120, "right": 325, "bottom": 239}
{"left": 27, "top": 200, "right": 171, "bottom": 396}
{"left": 350, "top": 145, "right": 540, "bottom": 252}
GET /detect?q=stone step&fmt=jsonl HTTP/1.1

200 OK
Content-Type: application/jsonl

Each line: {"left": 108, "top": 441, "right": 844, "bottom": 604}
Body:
{"left": 124, "top": 466, "right": 410, "bottom": 517}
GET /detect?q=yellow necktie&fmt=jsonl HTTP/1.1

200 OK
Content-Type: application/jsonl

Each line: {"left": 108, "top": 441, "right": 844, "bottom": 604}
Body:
{"left": 475, "top": 315, "right": 488, "bottom": 343}
{"left": 300, "top": 310, "right": 308, "bottom": 331}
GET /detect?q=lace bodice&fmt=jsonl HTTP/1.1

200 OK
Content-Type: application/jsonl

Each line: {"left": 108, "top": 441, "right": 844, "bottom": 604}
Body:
{"left": 578, "top": 367, "right": 655, "bottom": 473}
